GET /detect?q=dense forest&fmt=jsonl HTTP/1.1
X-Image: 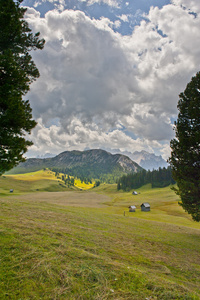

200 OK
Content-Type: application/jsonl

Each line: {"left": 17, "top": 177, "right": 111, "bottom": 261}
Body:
{"left": 117, "top": 167, "right": 176, "bottom": 191}
{"left": 51, "top": 165, "right": 122, "bottom": 184}
{"left": 51, "top": 166, "right": 175, "bottom": 189}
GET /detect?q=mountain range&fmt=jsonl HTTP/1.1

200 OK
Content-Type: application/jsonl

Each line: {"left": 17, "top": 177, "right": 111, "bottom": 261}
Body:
{"left": 8, "top": 149, "right": 143, "bottom": 181}
{"left": 36, "top": 149, "right": 168, "bottom": 171}
{"left": 119, "top": 150, "right": 168, "bottom": 171}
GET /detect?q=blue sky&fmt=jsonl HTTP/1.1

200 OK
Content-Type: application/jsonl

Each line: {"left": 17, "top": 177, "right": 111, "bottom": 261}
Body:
{"left": 21, "top": 0, "right": 200, "bottom": 159}
{"left": 23, "top": 0, "right": 171, "bottom": 34}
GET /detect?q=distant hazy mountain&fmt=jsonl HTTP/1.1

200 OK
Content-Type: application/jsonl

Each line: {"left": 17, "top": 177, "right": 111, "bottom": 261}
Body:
{"left": 36, "top": 153, "right": 56, "bottom": 159}
{"left": 8, "top": 149, "right": 143, "bottom": 179}
{"left": 121, "top": 150, "right": 168, "bottom": 171}
{"left": 104, "top": 149, "right": 168, "bottom": 171}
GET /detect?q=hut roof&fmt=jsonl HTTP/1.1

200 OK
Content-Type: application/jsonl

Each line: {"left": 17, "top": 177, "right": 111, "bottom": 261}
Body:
{"left": 129, "top": 205, "right": 136, "bottom": 209}
{"left": 132, "top": 191, "right": 137, "bottom": 195}
{"left": 141, "top": 202, "right": 150, "bottom": 208}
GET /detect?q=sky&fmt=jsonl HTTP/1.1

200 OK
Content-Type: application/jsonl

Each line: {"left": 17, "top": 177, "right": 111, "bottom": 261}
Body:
{"left": 21, "top": 0, "right": 200, "bottom": 159}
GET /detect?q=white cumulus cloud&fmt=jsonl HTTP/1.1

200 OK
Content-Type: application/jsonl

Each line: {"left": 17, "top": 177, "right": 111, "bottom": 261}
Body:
{"left": 24, "top": 0, "right": 200, "bottom": 157}
{"left": 79, "top": 0, "right": 120, "bottom": 8}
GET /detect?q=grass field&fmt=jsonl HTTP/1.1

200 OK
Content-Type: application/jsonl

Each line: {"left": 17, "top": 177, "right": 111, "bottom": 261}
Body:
{"left": 2, "top": 170, "right": 94, "bottom": 194}
{"left": 74, "top": 178, "right": 94, "bottom": 190}
{"left": 0, "top": 171, "right": 200, "bottom": 299}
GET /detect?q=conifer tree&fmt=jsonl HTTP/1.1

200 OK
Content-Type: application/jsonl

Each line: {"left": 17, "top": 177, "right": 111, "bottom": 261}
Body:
{"left": 0, "top": 0, "right": 45, "bottom": 175}
{"left": 169, "top": 72, "right": 200, "bottom": 221}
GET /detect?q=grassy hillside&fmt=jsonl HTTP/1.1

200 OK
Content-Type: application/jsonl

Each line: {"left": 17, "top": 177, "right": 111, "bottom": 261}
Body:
{"left": 1, "top": 170, "right": 94, "bottom": 194}
{"left": 0, "top": 170, "right": 71, "bottom": 194}
{"left": 0, "top": 172, "right": 200, "bottom": 299}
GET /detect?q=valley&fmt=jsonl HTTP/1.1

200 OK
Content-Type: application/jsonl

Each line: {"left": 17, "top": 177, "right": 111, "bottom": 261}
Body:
{"left": 0, "top": 170, "right": 200, "bottom": 299}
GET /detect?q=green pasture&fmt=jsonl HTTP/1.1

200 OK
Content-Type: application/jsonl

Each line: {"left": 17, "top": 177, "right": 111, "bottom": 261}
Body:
{"left": 1, "top": 170, "right": 94, "bottom": 194}
{"left": 0, "top": 171, "right": 68, "bottom": 194}
{"left": 0, "top": 171, "right": 200, "bottom": 299}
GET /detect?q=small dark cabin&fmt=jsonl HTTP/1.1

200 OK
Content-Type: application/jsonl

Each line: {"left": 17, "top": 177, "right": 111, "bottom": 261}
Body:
{"left": 141, "top": 202, "right": 150, "bottom": 212}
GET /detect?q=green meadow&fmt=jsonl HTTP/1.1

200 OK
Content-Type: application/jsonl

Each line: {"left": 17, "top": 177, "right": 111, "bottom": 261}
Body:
{"left": 0, "top": 170, "right": 200, "bottom": 299}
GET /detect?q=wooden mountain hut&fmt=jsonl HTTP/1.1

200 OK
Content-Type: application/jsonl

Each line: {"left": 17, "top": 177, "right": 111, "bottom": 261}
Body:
{"left": 129, "top": 205, "right": 136, "bottom": 212}
{"left": 141, "top": 203, "right": 150, "bottom": 212}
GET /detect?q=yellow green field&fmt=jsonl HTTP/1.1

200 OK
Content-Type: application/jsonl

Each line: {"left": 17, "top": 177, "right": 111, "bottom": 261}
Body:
{"left": 2, "top": 169, "right": 94, "bottom": 193}
{"left": 74, "top": 178, "right": 94, "bottom": 190}
{"left": 5, "top": 169, "right": 58, "bottom": 181}
{"left": 0, "top": 170, "right": 200, "bottom": 299}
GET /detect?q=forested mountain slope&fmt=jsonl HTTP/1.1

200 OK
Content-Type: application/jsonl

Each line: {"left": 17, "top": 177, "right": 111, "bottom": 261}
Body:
{"left": 8, "top": 149, "right": 143, "bottom": 182}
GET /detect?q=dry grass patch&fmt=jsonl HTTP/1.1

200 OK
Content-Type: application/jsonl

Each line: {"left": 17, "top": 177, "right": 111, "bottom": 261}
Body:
{"left": 16, "top": 191, "right": 110, "bottom": 208}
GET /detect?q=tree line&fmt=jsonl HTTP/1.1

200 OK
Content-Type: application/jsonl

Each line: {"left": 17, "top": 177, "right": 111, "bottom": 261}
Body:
{"left": 117, "top": 166, "right": 176, "bottom": 191}
{"left": 52, "top": 167, "right": 93, "bottom": 185}
{"left": 51, "top": 165, "right": 121, "bottom": 184}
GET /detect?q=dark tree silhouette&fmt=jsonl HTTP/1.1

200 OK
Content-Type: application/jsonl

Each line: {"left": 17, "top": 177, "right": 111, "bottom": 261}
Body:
{"left": 0, "top": 0, "right": 45, "bottom": 175}
{"left": 169, "top": 72, "right": 200, "bottom": 221}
